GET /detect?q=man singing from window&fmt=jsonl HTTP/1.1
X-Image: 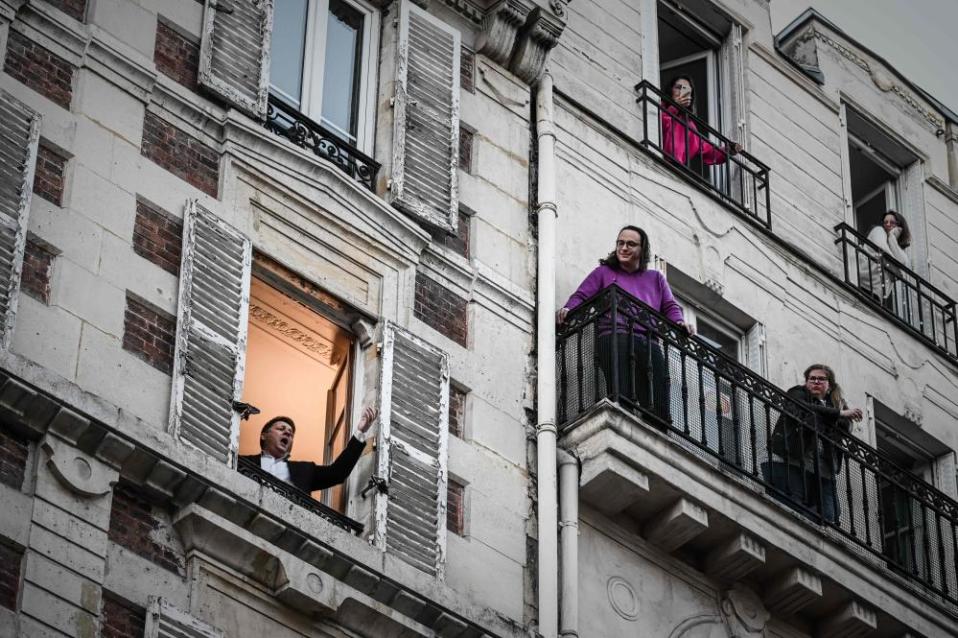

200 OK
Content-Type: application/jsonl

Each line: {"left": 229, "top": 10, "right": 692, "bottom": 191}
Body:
{"left": 240, "top": 406, "right": 377, "bottom": 494}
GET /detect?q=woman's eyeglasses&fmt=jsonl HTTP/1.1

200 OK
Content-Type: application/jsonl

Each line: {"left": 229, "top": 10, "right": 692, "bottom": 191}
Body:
{"left": 616, "top": 240, "right": 640, "bottom": 248}
{"left": 807, "top": 376, "right": 829, "bottom": 383}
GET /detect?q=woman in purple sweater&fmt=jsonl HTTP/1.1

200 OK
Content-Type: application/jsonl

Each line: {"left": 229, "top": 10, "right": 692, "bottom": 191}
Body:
{"left": 558, "top": 226, "right": 693, "bottom": 425}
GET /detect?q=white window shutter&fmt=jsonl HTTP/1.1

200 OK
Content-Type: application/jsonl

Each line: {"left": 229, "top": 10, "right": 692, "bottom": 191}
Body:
{"left": 745, "top": 322, "right": 766, "bottom": 376}
{"left": 0, "top": 88, "right": 41, "bottom": 350}
{"left": 144, "top": 597, "right": 223, "bottom": 638}
{"left": 390, "top": 0, "right": 461, "bottom": 233}
{"left": 374, "top": 322, "right": 450, "bottom": 577}
{"left": 169, "top": 201, "right": 252, "bottom": 465}
{"left": 198, "top": 0, "right": 274, "bottom": 120}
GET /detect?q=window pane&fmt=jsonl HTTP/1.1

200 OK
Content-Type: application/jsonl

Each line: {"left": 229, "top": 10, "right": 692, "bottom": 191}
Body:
{"left": 270, "top": 0, "right": 309, "bottom": 107}
{"left": 696, "top": 321, "right": 739, "bottom": 361}
{"left": 322, "top": 0, "right": 364, "bottom": 144}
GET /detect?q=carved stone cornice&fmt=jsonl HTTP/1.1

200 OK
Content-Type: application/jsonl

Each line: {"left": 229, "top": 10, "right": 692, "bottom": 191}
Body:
{"left": 508, "top": 5, "right": 565, "bottom": 83}
{"left": 475, "top": 0, "right": 533, "bottom": 66}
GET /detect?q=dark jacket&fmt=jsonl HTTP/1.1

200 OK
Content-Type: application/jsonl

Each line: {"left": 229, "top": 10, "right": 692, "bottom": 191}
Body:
{"left": 770, "top": 385, "right": 851, "bottom": 474}
{"left": 239, "top": 435, "right": 365, "bottom": 494}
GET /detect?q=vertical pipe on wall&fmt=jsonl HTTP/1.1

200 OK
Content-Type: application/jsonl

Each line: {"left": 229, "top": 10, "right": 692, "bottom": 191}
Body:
{"left": 558, "top": 449, "right": 579, "bottom": 638}
{"left": 535, "top": 70, "right": 559, "bottom": 638}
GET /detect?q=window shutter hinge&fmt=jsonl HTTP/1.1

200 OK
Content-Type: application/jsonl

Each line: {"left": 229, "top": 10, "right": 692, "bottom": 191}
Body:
{"left": 386, "top": 179, "right": 393, "bottom": 191}
{"left": 389, "top": 97, "right": 395, "bottom": 108}
{"left": 361, "top": 475, "right": 389, "bottom": 499}
{"left": 209, "top": 0, "right": 234, "bottom": 14}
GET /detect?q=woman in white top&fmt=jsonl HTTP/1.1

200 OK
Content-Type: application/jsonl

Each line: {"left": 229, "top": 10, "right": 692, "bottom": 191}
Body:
{"left": 863, "top": 210, "right": 912, "bottom": 318}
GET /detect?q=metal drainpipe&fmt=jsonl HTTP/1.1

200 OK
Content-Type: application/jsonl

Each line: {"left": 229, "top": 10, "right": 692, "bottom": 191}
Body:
{"left": 535, "top": 70, "right": 559, "bottom": 638}
{"left": 558, "top": 449, "right": 579, "bottom": 638}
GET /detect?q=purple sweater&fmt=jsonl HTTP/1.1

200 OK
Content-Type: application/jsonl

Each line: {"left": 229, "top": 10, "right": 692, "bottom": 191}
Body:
{"left": 564, "top": 265, "right": 685, "bottom": 325}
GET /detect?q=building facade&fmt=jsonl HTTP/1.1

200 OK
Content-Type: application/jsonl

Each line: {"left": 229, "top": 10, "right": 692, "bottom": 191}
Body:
{"left": 0, "top": 0, "right": 955, "bottom": 637}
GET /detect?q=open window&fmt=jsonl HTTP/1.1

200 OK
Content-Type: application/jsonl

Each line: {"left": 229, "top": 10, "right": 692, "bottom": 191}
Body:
{"left": 238, "top": 259, "right": 359, "bottom": 512}
{"left": 269, "top": 0, "right": 379, "bottom": 151}
{"left": 873, "top": 402, "right": 953, "bottom": 581}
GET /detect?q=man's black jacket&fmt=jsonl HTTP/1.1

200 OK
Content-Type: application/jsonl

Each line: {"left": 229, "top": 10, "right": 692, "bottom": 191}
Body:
{"left": 770, "top": 385, "right": 851, "bottom": 474}
{"left": 239, "top": 435, "right": 365, "bottom": 494}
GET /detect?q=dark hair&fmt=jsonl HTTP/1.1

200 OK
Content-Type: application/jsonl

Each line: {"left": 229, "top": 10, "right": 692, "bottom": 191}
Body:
{"left": 883, "top": 210, "right": 912, "bottom": 248}
{"left": 260, "top": 416, "right": 296, "bottom": 440}
{"left": 666, "top": 75, "right": 696, "bottom": 113}
{"left": 803, "top": 364, "right": 846, "bottom": 409}
{"left": 600, "top": 225, "right": 651, "bottom": 272}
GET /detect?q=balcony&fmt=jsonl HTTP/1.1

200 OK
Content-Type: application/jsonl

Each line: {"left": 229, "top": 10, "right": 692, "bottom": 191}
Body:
{"left": 264, "top": 94, "right": 380, "bottom": 192}
{"left": 236, "top": 457, "right": 363, "bottom": 535}
{"left": 634, "top": 80, "right": 772, "bottom": 229}
{"left": 556, "top": 285, "right": 958, "bottom": 632}
{"left": 835, "top": 223, "right": 958, "bottom": 364}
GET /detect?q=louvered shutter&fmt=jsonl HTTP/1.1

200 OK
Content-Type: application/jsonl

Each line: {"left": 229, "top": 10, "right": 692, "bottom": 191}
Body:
{"left": 144, "top": 598, "right": 223, "bottom": 638}
{"left": 374, "top": 322, "right": 449, "bottom": 577}
{"left": 745, "top": 322, "right": 766, "bottom": 376}
{"left": 169, "top": 201, "right": 252, "bottom": 465}
{"left": 0, "top": 89, "right": 40, "bottom": 350}
{"left": 390, "top": 0, "right": 460, "bottom": 232}
{"left": 198, "top": 0, "right": 273, "bottom": 120}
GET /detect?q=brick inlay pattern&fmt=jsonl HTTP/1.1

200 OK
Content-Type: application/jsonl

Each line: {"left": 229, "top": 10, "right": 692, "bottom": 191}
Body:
{"left": 108, "top": 483, "right": 185, "bottom": 574}
{"left": 447, "top": 479, "right": 465, "bottom": 536}
{"left": 0, "top": 426, "right": 29, "bottom": 491}
{"left": 429, "top": 210, "right": 469, "bottom": 258}
{"left": 0, "top": 542, "right": 23, "bottom": 611}
{"left": 21, "top": 239, "right": 55, "bottom": 304}
{"left": 154, "top": 20, "right": 199, "bottom": 91}
{"left": 133, "top": 199, "right": 183, "bottom": 276}
{"left": 100, "top": 597, "right": 146, "bottom": 638}
{"left": 32, "top": 143, "right": 68, "bottom": 206}
{"left": 414, "top": 272, "right": 468, "bottom": 347}
{"left": 458, "top": 127, "right": 474, "bottom": 172}
{"left": 460, "top": 45, "right": 475, "bottom": 93}
{"left": 46, "top": 0, "right": 87, "bottom": 22}
{"left": 141, "top": 112, "right": 219, "bottom": 197}
{"left": 123, "top": 293, "right": 176, "bottom": 375}
{"left": 3, "top": 30, "right": 75, "bottom": 109}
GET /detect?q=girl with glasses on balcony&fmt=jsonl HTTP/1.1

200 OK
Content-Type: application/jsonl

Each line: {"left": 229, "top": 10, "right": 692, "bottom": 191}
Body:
{"left": 661, "top": 75, "right": 743, "bottom": 167}
{"left": 557, "top": 226, "right": 693, "bottom": 426}
{"left": 861, "top": 211, "right": 913, "bottom": 318}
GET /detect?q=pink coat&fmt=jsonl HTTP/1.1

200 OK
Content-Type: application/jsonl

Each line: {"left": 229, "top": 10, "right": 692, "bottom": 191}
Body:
{"left": 661, "top": 105, "right": 728, "bottom": 165}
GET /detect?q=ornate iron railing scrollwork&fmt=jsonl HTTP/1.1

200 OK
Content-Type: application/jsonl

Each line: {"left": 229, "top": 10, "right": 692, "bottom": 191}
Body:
{"left": 237, "top": 457, "right": 364, "bottom": 535}
{"left": 634, "top": 80, "right": 772, "bottom": 229}
{"left": 557, "top": 285, "right": 958, "bottom": 610}
{"left": 264, "top": 95, "right": 380, "bottom": 192}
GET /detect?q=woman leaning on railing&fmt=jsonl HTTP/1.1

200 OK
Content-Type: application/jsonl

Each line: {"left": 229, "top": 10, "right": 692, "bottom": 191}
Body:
{"left": 661, "top": 75, "right": 743, "bottom": 166}
{"left": 557, "top": 225, "right": 694, "bottom": 424}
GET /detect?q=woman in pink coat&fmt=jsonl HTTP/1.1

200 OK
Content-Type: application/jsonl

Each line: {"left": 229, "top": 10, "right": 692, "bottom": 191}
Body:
{"left": 661, "top": 75, "right": 742, "bottom": 166}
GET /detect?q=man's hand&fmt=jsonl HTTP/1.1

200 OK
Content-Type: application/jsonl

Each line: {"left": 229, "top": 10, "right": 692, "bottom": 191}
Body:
{"left": 357, "top": 406, "right": 378, "bottom": 433}
{"left": 841, "top": 407, "right": 863, "bottom": 421}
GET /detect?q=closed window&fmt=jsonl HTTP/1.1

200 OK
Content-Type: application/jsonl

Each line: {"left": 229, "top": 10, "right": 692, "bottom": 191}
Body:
{"left": 270, "top": 0, "right": 378, "bottom": 150}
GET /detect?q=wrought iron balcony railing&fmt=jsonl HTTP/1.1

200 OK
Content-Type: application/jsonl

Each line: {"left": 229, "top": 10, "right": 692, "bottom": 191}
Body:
{"left": 836, "top": 222, "right": 958, "bottom": 363}
{"left": 264, "top": 94, "right": 380, "bottom": 192}
{"left": 557, "top": 285, "right": 958, "bottom": 609}
{"left": 237, "top": 457, "right": 364, "bottom": 535}
{"left": 634, "top": 80, "right": 772, "bottom": 229}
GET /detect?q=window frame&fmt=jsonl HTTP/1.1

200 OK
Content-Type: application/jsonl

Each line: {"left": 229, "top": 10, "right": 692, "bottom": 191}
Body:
{"left": 272, "top": 0, "right": 380, "bottom": 153}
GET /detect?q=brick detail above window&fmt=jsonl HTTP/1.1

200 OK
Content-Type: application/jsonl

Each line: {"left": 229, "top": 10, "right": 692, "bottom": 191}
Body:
{"left": 123, "top": 293, "right": 176, "bottom": 375}
{"left": 447, "top": 479, "right": 465, "bottom": 536}
{"left": 448, "top": 385, "right": 466, "bottom": 438}
{"left": 154, "top": 20, "right": 199, "bottom": 91}
{"left": 133, "top": 199, "right": 183, "bottom": 276}
{"left": 429, "top": 210, "right": 469, "bottom": 259}
{"left": 22, "top": 239, "right": 55, "bottom": 304}
{"left": 458, "top": 127, "right": 474, "bottom": 172}
{"left": 0, "top": 542, "right": 23, "bottom": 611}
{"left": 414, "top": 272, "right": 468, "bottom": 347}
{"left": 3, "top": 30, "right": 75, "bottom": 109}
{"left": 108, "top": 482, "right": 185, "bottom": 575}
{"left": 46, "top": 0, "right": 87, "bottom": 22}
{"left": 32, "top": 142, "right": 68, "bottom": 206}
{"left": 0, "top": 425, "right": 29, "bottom": 491}
{"left": 460, "top": 45, "right": 475, "bottom": 93}
{"left": 141, "top": 112, "right": 219, "bottom": 197}
{"left": 101, "top": 597, "right": 146, "bottom": 638}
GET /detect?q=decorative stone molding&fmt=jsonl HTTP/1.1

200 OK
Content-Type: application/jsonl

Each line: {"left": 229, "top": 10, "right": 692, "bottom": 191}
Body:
{"left": 607, "top": 576, "right": 639, "bottom": 622}
{"left": 721, "top": 585, "right": 769, "bottom": 638}
{"left": 249, "top": 303, "right": 336, "bottom": 364}
{"left": 436, "top": 0, "right": 485, "bottom": 25}
{"left": 476, "top": 0, "right": 534, "bottom": 67}
{"left": 41, "top": 434, "right": 118, "bottom": 497}
{"left": 508, "top": 6, "right": 564, "bottom": 84}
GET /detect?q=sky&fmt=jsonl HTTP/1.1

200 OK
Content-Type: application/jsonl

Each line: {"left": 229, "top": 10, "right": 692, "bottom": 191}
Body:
{"left": 769, "top": 0, "right": 958, "bottom": 115}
